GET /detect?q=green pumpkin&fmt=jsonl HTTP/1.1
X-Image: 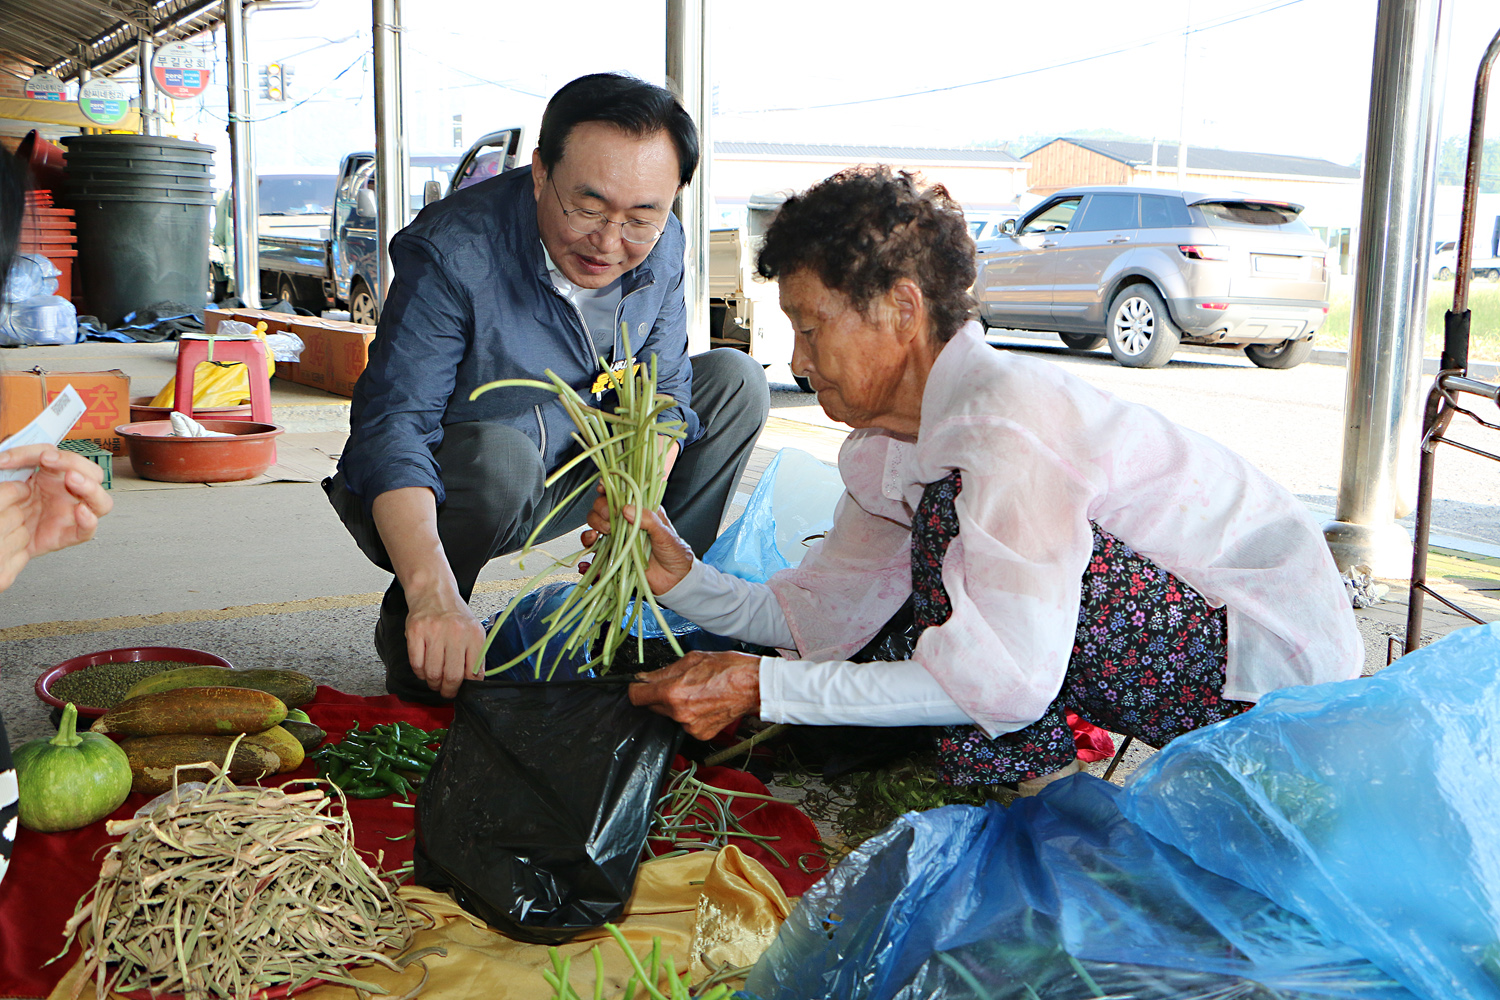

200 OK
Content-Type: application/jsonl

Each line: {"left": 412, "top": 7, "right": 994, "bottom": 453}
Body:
{"left": 14, "top": 703, "right": 133, "bottom": 832}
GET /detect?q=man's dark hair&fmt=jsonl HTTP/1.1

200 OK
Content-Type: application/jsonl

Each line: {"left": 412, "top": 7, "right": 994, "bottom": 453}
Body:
{"left": 756, "top": 166, "right": 977, "bottom": 343}
{"left": 0, "top": 152, "right": 26, "bottom": 303}
{"left": 537, "top": 73, "right": 699, "bottom": 187}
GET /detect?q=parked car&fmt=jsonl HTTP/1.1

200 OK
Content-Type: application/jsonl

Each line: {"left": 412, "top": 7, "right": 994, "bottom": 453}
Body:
{"left": 973, "top": 186, "right": 1331, "bottom": 369}
{"left": 966, "top": 211, "right": 1017, "bottom": 244}
{"left": 1430, "top": 240, "right": 1457, "bottom": 282}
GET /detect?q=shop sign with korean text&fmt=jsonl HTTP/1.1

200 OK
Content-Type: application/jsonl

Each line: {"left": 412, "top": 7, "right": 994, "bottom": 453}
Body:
{"left": 25, "top": 72, "right": 64, "bottom": 101}
{"left": 77, "top": 79, "right": 130, "bottom": 127}
{"left": 151, "top": 41, "right": 212, "bottom": 99}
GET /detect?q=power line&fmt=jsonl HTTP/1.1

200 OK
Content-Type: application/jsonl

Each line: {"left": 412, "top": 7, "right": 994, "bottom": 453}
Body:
{"left": 722, "top": 0, "right": 1314, "bottom": 116}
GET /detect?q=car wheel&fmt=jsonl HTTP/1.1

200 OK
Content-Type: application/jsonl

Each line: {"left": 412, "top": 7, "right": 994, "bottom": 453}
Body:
{"left": 1436, "top": 267, "right": 1455, "bottom": 282}
{"left": 1482, "top": 269, "right": 1500, "bottom": 284}
{"left": 1244, "top": 338, "right": 1315, "bottom": 370}
{"left": 277, "top": 275, "right": 301, "bottom": 312}
{"left": 1106, "top": 285, "right": 1180, "bottom": 369}
{"left": 1058, "top": 333, "right": 1106, "bottom": 352}
{"left": 349, "top": 279, "right": 379, "bottom": 326}
{"left": 793, "top": 375, "right": 814, "bottom": 393}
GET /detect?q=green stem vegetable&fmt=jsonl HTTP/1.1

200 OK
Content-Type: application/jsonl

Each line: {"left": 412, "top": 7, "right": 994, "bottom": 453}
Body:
{"left": 470, "top": 329, "right": 687, "bottom": 679}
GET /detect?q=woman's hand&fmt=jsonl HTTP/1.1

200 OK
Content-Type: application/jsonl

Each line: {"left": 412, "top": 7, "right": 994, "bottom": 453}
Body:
{"left": 580, "top": 486, "right": 695, "bottom": 594}
{"left": 628, "top": 650, "right": 761, "bottom": 740}
{"left": 0, "top": 444, "right": 112, "bottom": 592}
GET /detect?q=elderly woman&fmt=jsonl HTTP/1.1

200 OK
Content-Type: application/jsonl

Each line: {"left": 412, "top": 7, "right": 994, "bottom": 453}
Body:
{"left": 595, "top": 166, "right": 1361, "bottom": 790}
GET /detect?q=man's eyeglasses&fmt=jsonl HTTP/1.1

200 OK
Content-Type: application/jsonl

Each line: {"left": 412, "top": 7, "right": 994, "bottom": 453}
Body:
{"left": 550, "top": 178, "right": 664, "bottom": 245}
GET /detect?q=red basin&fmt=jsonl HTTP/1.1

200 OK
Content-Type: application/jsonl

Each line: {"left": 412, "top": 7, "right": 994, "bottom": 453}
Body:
{"left": 36, "top": 645, "right": 235, "bottom": 718}
{"left": 116, "top": 419, "right": 283, "bottom": 483}
{"left": 128, "top": 395, "right": 254, "bottom": 423}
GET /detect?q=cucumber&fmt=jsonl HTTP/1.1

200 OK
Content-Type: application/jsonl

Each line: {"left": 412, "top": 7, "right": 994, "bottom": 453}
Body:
{"left": 121, "top": 735, "right": 281, "bottom": 796}
{"left": 91, "top": 686, "right": 287, "bottom": 738}
{"left": 244, "top": 725, "right": 305, "bottom": 773}
{"left": 123, "top": 667, "right": 317, "bottom": 708}
{"left": 279, "top": 720, "right": 327, "bottom": 753}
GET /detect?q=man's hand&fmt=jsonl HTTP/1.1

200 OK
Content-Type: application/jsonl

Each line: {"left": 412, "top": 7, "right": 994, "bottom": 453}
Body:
{"left": 372, "top": 486, "right": 485, "bottom": 699}
{"left": 0, "top": 445, "right": 112, "bottom": 593}
{"left": 581, "top": 489, "right": 694, "bottom": 594}
{"left": 628, "top": 650, "right": 761, "bottom": 740}
{"left": 404, "top": 589, "right": 486, "bottom": 699}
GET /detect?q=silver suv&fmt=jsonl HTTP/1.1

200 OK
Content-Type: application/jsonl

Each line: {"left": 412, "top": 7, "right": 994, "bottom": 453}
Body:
{"left": 974, "top": 186, "right": 1331, "bottom": 369}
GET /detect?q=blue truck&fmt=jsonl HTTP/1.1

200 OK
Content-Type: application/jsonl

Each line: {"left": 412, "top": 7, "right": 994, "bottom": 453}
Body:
{"left": 254, "top": 128, "right": 524, "bottom": 323}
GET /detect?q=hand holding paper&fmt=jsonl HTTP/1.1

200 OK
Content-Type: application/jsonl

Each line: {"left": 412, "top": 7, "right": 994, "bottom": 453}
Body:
{"left": 0, "top": 384, "right": 113, "bottom": 591}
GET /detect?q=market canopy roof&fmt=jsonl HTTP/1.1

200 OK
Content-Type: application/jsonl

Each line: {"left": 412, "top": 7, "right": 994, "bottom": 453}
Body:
{"left": 0, "top": 0, "right": 222, "bottom": 82}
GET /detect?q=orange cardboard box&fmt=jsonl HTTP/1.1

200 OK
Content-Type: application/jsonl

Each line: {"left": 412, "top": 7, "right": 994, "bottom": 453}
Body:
{"left": 287, "top": 319, "right": 332, "bottom": 390}
{"left": 323, "top": 321, "right": 376, "bottom": 397}
{"left": 0, "top": 369, "right": 132, "bottom": 455}
{"left": 286, "top": 319, "right": 375, "bottom": 397}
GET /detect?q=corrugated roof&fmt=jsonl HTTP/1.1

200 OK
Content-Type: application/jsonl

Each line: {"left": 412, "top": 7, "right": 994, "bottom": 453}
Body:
{"left": 716, "top": 141, "right": 1025, "bottom": 165}
{"left": 1029, "top": 137, "right": 1360, "bottom": 180}
{"left": 0, "top": 0, "right": 222, "bottom": 82}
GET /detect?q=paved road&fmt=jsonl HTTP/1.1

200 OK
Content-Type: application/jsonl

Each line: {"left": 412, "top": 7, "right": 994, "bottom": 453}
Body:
{"left": 761, "top": 333, "right": 1500, "bottom": 551}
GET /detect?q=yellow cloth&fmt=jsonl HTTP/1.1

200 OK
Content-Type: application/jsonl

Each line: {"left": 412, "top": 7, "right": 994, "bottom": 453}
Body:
{"left": 149, "top": 325, "right": 276, "bottom": 409}
{"left": 47, "top": 847, "right": 792, "bottom": 1000}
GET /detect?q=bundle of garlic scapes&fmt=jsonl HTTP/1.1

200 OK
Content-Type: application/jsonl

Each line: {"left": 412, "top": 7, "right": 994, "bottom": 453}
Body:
{"left": 54, "top": 748, "right": 425, "bottom": 1000}
{"left": 470, "top": 335, "right": 688, "bottom": 679}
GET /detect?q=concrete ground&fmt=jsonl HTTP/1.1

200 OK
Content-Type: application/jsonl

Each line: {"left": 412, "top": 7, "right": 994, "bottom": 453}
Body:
{"left": 1, "top": 341, "right": 1496, "bottom": 795}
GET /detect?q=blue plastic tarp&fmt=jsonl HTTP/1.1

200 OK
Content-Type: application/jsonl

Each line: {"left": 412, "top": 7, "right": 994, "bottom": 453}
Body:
{"left": 742, "top": 776, "right": 1413, "bottom": 1000}
{"left": 744, "top": 623, "right": 1500, "bottom": 1000}
{"left": 1122, "top": 622, "right": 1500, "bottom": 1000}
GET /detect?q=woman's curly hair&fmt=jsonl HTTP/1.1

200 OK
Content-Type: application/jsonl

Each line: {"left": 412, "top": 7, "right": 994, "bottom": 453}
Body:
{"left": 755, "top": 166, "right": 976, "bottom": 342}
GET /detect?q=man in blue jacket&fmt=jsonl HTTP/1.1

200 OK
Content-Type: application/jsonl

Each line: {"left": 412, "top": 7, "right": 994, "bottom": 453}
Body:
{"left": 325, "top": 73, "right": 769, "bottom": 703}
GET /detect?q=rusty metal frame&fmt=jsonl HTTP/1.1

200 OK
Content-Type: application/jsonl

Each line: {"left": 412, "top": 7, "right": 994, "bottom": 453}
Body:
{"left": 1403, "top": 24, "right": 1500, "bottom": 655}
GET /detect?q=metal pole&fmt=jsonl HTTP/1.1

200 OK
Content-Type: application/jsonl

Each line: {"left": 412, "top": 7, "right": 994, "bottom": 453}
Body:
{"left": 1323, "top": 0, "right": 1448, "bottom": 577}
{"left": 224, "top": 0, "right": 260, "bottom": 307}
{"left": 137, "top": 35, "right": 155, "bottom": 136}
{"left": 1176, "top": 0, "right": 1189, "bottom": 188}
{"left": 666, "top": 0, "right": 711, "bottom": 356}
{"left": 372, "top": 0, "right": 408, "bottom": 301}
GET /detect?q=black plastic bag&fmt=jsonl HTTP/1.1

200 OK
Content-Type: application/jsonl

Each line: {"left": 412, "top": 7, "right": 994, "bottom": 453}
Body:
{"left": 414, "top": 676, "right": 682, "bottom": 944}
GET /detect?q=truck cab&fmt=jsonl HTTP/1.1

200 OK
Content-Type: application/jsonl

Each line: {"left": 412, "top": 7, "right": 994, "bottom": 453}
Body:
{"left": 254, "top": 128, "right": 526, "bottom": 323}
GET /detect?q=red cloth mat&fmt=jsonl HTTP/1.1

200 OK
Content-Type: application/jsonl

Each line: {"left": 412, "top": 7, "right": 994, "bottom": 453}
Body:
{"left": 0, "top": 687, "right": 825, "bottom": 999}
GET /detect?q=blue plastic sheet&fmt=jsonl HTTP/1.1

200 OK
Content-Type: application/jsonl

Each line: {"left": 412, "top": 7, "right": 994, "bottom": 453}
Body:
{"left": 1121, "top": 622, "right": 1500, "bottom": 1000}
{"left": 704, "top": 447, "right": 844, "bottom": 583}
{"left": 742, "top": 776, "right": 1414, "bottom": 1000}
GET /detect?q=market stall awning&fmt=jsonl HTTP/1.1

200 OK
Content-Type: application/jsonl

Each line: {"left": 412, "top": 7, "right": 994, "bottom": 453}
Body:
{"left": 0, "top": 0, "right": 222, "bottom": 82}
{"left": 0, "top": 95, "right": 139, "bottom": 129}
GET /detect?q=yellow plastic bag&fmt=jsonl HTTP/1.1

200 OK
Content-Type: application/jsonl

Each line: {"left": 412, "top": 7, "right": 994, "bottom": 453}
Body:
{"left": 149, "top": 322, "right": 277, "bottom": 409}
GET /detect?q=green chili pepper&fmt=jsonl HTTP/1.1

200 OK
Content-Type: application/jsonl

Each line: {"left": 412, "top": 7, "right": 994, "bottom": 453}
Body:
{"left": 342, "top": 781, "right": 391, "bottom": 799}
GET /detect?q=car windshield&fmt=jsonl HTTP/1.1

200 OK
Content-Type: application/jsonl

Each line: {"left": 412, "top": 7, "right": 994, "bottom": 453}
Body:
{"left": 1196, "top": 201, "right": 1311, "bottom": 233}
{"left": 1020, "top": 198, "right": 1080, "bottom": 235}
{"left": 258, "top": 176, "right": 335, "bottom": 215}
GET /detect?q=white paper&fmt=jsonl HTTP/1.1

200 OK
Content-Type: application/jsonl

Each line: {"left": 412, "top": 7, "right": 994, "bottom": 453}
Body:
{"left": 0, "top": 384, "right": 86, "bottom": 482}
{"left": 169, "top": 410, "right": 233, "bottom": 438}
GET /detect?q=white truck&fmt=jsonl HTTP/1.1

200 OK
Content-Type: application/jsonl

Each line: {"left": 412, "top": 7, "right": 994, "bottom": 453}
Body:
{"left": 1434, "top": 210, "right": 1500, "bottom": 282}
{"left": 708, "top": 192, "right": 808, "bottom": 390}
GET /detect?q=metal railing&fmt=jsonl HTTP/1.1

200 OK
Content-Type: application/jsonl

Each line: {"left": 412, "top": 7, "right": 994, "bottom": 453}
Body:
{"left": 1403, "top": 24, "right": 1500, "bottom": 654}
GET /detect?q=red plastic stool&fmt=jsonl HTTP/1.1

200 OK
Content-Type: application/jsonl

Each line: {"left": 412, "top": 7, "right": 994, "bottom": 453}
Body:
{"left": 173, "top": 335, "right": 273, "bottom": 424}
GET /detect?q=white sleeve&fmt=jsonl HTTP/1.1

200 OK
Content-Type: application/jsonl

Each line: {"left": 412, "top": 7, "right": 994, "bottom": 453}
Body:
{"left": 657, "top": 560, "right": 796, "bottom": 649}
{"left": 758, "top": 656, "right": 975, "bottom": 726}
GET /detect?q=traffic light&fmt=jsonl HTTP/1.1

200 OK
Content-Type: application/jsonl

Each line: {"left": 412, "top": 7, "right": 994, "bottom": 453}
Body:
{"left": 258, "top": 63, "right": 285, "bottom": 102}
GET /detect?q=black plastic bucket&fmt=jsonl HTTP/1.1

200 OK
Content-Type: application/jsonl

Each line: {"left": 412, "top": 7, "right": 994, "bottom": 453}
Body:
{"left": 60, "top": 136, "right": 215, "bottom": 326}
{"left": 60, "top": 134, "right": 215, "bottom": 166}
{"left": 63, "top": 160, "right": 213, "bottom": 185}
